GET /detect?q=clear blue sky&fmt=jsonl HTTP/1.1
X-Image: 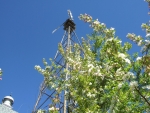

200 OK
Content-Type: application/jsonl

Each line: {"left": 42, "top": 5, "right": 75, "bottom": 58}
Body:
{"left": 0, "top": 0, "right": 149, "bottom": 112}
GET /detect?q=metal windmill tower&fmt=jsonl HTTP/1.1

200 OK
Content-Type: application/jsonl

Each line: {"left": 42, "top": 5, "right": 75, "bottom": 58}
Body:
{"left": 33, "top": 10, "right": 82, "bottom": 113}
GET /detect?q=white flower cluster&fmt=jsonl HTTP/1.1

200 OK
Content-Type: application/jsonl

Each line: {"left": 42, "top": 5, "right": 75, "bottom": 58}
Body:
{"left": 87, "top": 109, "right": 94, "bottom": 113}
{"left": 79, "top": 14, "right": 107, "bottom": 32}
{"left": 35, "top": 65, "right": 45, "bottom": 74}
{"left": 109, "top": 96, "right": 117, "bottom": 112}
{"left": 104, "top": 28, "right": 115, "bottom": 37}
{"left": 118, "top": 53, "right": 131, "bottom": 64}
{"left": 142, "top": 40, "right": 150, "bottom": 52}
{"left": 67, "top": 57, "right": 81, "bottom": 70}
{"left": 142, "top": 85, "right": 150, "bottom": 90}
{"left": 88, "top": 64, "right": 94, "bottom": 73}
{"left": 136, "top": 57, "right": 142, "bottom": 61}
{"left": 118, "top": 82, "right": 123, "bottom": 89}
{"left": 0, "top": 68, "right": 2, "bottom": 76}
{"left": 87, "top": 61, "right": 103, "bottom": 78}
{"left": 35, "top": 64, "right": 52, "bottom": 77}
{"left": 123, "top": 72, "right": 135, "bottom": 81}
{"left": 144, "top": 0, "right": 150, "bottom": 3}
{"left": 90, "top": 19, "right": 102, "bottom": 31}
{"left": 37, "top": 109, "right": 46, "bottom": 113}
{"left": 49, "top": 106, "right": 59, "bottom": 111}
{"left": 146, "top": 33, "right": 150, "bottom": 38}
{"left": 35, "top": 65, "right": 42, "bottom": 71}
{"left": 126, "top": 33, "right": 143, "bottom": 46}
{"left": 87, "top": 92, "right": 96, "bottom": 98}
{"left": 141, "top": 22, "right": 150, "bottom": 33}
{"left": 106, "top": 37, "right": 121, "bottom": 44}
{"left": 79, "top": 14, "right": 92, "bottom": 22}
{"left": 128, "top": 22, "right": 150, "bottom": 53}
{"left": 129, "top": 81, "right": 138, "bottom": 89}
{"left": 116, "top": 68, "right": 124, "bottom": 77}
{"left": 66, "top": 43, "right": 104, "bottom": 79}
{"left": 118, "top": 53, "right": 126, "bottom": 59}
{"left": 79, "top": 13, "right": 116, "bottom": 38}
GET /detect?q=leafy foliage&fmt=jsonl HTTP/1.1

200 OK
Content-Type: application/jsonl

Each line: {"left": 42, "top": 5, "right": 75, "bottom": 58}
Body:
{"left": 36, "top": 9, "right": 150, "bottom": 113}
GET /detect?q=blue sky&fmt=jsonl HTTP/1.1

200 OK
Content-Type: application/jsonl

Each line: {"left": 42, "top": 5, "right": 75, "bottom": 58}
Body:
{"left": 0, "top": 0, "right": 149, "bottom": 112}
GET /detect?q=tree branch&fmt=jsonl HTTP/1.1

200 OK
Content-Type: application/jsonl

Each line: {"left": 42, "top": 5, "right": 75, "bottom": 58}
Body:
{"left": 135, "top": 87, "right": 150, "bottom": 106}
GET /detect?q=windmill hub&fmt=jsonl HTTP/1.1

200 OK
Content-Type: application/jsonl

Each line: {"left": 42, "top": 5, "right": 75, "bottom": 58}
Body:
{"left": 64, "top": 19, "right": 75, "bottom": 32}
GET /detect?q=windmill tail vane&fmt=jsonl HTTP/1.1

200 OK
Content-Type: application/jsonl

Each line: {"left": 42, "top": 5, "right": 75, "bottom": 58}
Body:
{"left": 67, "top": 10, "right": 74, "bottom": 20}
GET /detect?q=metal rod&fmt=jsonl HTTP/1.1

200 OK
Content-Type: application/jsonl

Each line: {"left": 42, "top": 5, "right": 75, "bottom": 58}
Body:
{"left": 37, "top": 90, "right": 56, "bottom": 110}
{"left": 54, "top": 31, "right": 67, "bottom": 59}
{"left": 63, "top": 26, "right": 71, "bottom": 113}
{"left": 33, "top": 82, "right": 46, "bottom": 112}
{"left": 73, "top": 30, "right": 83, "bottom": 48}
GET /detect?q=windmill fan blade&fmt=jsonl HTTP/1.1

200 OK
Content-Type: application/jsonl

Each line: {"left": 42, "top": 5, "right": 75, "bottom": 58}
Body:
{"left": 52, "top": 29, "right": 57, "bottom": 34}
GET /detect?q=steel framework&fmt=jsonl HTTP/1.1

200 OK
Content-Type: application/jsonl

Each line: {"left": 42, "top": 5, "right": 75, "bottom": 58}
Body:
{"left": 33, "top": 13, "right": 82, "bottom": 113}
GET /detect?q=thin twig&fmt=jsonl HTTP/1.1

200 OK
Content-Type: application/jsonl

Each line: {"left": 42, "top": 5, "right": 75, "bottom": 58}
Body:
{"left": 135, "top": 87, "right": 150, "bottom": 106}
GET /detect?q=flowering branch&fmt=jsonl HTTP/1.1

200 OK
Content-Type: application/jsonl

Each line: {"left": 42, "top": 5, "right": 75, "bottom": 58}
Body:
{"left": 0, "top": 68, "right": 2, "bottom": 80}
{"left": 0, "top": 68, "right": 2, "bottom": 76}
{"left": 35, "top": 11, "right": 150, "bottom": 112}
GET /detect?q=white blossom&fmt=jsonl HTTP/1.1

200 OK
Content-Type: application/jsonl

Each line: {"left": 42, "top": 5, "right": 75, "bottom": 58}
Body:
{"left": 87, "top": 92, "right": 95, "bottom": 97}
{"left": 45, "top": 66, "right": 51, "bottom": 70}
{"left": 80, "top": 71, "right": 86, "bottom": 74}
{"left": 146, "top": 33, "right": 150, "bottom": 38}
{"left": 122, "top": 72, "right": 135, "bottom": 81}
{"left": 110, "top": 27, "right": 115, "bottom": 31}
{"left": 116, "top": 68, "right": 124, "bottom": 76}
{"left": 118, "top": 53, "right": 126, "bottom": 59}
{"left": 137, "top": 40, "right": 142, "bottom": 46}
{"left": 41, "top": 69, "right": 45, "bottom": 73}
{"left": 89, "top": 82, "right": 92, "bottom": 85}
{"left": 118, "top": 83, "right": 123, "bottom": 88}
{"left": 130, "top": 81, "right": 138, "bottom": 89}
{"left": 105, "top": 28, "right": 109, "bottom": 33}
{"left": 124, "top": 58, "right": 131, "bottom": 64}
{"left": 106, "top": 38, "right": 113, "bottom": 42}
{"left": 145, "top": 0, "right": 150, "bottom": 2}
{"left": 145, "top": 40, "right": 150, "bottom": 45}
{"left": 127, "top": 72, "right": 135, "bottom": 78}
{"left": 66, "top": 83, "right": 71, "bottom": 87}
{"left": 141, "top": 45, "right": 147, "bottom": 52}
{"left": 118, "top": 53, "right": 131, "bottom": 64}
{"left": 142, "top": 85, "right": 150, "bottom": 90}
{"left": 49, "top": 107, "right": 59, "bottom": 111}
{"left": 101, "top": 23, "right": 106, "bottom": 26}
{"left": 51, "top": 84, "right": 56, "bottom": 88}
{"left": 136, "top": 57, "right": 142, "bottom": 61}
{"left": 68, "top": 57, "right": 74, "bottom": 63}
{"left": 0, "top": 68, "right": 2, "bottom": 76}
{"left": 37, "top": 110, "right": 45, "bottom": 113}
{"left": 49, "top": 107, "right": 55, "bottom": 110}
{"left": 35, "top": 65, "right": 41, "bottom": 70}
{"left": 93, "top": 19, "right": 100, "bottom": 24}
{"left": 117, "top": 40, "right": 122, "bottom": 44}
{"left": 87, "top": 109, "right": 93, "bottom": 113}
{"left": 88, "top": 64, "right": 94, "bottom": 73}
{"left": 87, "top": 92, "right": 92, "bottom": 97}
{"left": 88, "top": 68, "right": 92, "bottom": 73}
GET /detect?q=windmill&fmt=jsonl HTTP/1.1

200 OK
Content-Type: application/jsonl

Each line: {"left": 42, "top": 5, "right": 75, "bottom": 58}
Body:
{"left": 33, "top": 10, "right": 82, "bottom": 113}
